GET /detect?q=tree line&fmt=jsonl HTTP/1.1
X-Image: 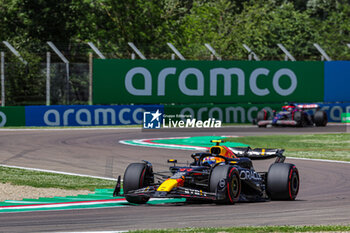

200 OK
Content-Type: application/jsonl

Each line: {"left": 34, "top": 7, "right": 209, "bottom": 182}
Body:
{"left": 1, "top": 0, "right": 350, "bottom": 60}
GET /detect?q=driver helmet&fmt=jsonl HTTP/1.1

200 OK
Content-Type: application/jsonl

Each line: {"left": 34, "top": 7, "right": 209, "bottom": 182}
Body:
{"left": 282, "top": 104, "right": 296, "bottom": 112}
{"left": 202, "top": 156, "right": 217, "bottom": 166}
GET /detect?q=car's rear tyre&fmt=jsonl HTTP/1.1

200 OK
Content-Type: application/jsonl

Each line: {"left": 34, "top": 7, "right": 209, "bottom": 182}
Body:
{"left": 123, "top": 163, "right": 152, "bottom": 204}
{"left": 314, "top": 110, "right": 328, "bottom": 126}
{"left": 209, "top": 165, "right": 241, "bottom": 204}
{"left": 257, "top": 110, "right": 267, "bottom": 128}
{"left": 267, "top": 163, "right": 299, "bottom": 200}
{"left": 293, "top": 111, "right": 306, "bottom": 127}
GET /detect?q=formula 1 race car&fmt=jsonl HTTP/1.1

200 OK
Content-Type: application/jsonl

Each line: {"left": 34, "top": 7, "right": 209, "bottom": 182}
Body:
{"left": 256, "top": 104, "right": 327, "bottom": 128}
{"left": 114, "top": 140, "right": 299, "bottom": 204}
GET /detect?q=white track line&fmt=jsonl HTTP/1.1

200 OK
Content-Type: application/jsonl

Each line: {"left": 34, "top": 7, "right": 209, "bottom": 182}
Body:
{"left": 288, "top": 157, "right": 350, "bottom": 164}
{"left": 0, "top": 164, "right": 118, "bottom": 181}
{"left": 1, "top": 200, "right": 127, "bottom": 210}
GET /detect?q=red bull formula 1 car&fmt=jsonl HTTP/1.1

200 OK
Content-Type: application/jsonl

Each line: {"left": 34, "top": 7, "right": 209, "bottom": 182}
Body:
{"left": 114, "top": 140, "right": 299, "bottom": 204}
{"left": 256, "top": 104, "right": 327, "bottom": 128}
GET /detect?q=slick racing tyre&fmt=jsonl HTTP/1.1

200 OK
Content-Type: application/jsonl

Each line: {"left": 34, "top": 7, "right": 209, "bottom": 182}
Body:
{"left": 293, "top": 111, "right": 306, "bottom": 127}
{"left": 257, "top": 110, "right": 267, "bottom": 128}
{"left": 314, "top": 110, "right": 328, "bottom": 127}
{"left": 267, "top": 163, "right": 299, "bottom": 200}
{"left": 209, "top": 165, "right": 241, "bottom": 204}
{"left": 123, "top": 163, "right": 153, "bottom": 204}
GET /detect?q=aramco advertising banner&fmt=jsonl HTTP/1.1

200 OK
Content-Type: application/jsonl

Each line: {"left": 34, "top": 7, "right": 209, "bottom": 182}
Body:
{"left": 93, "top": 59, "right": 324, "bottom": 104}
{"left": 165, "top": 103, "right": 350, "bottom": 123}
{"left": 324, "top": 61, "right": 350, "bottom": 102}
{"left": 25, "top": 105, "right": 162, "bottom": 127}
{"left": 0, "top": 103, "right": 348, "bottom": 127}
{"left": 164, "top": 104, "right": 284, "bottom": 123}
{"left": 0, "top": 106, "right": 25, "bottom": 127}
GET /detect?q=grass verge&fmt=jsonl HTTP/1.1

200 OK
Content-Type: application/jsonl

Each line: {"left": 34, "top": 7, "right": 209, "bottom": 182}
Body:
{"left": 225, "top": 133, "right": 350, "bottom": 161}
{"left": 0, "top": 166, "right": 116, "bottom": 191}
{"left": 131, "top": 225, "right": 350, "bottom": 233}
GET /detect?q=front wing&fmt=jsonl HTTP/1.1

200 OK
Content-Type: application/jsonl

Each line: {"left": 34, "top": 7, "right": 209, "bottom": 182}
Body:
{"left": 123, "top": 185, "right": 227, "bottom": 201}
{"left": 258, "top": 120, "right": 297, "bottom": 127}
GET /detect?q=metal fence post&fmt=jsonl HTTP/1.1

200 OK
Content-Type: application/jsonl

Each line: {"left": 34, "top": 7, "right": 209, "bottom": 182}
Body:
{"left": 89, "top": 52, "right": 93, "bottom": 105}
{"left": 243, "top": 44, "right": 260, "bottom": 61}
{"left": 277, "top": 44, "right": 296, "bottom": 61}
{"left": 204, "top": 43, "right": 222, "bottom": 60}
{"left": 46, "top": 52, "right": 51, "bottom": 106}
{"left": 47, "top": 41, "right": 70, "bottom": 104}
{"left": 313, "top": 43, "right": 332, "bottom": 61}
{"left": 167, "top": 43, "right": 185, "bottom": 60}
{"left": 128, "top": 42, "right": 146, "bottom": 60}
{"left": 1, "top": 52, "right": 4, "bottom": 107}
{"left": 87, "top": 42, "right": 106, "bottom": 59}
{"left": 2, "top": 41, "right": 27, "bottom": 65}
{"left": 65, "top": 63, "right": 70, "bottom": 104}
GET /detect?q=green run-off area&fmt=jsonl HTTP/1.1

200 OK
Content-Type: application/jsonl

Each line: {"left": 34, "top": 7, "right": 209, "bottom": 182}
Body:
{"left": 151, "top": 136, "right": 249, "bottom": 148}
{"left": 0, "top": 188, "right": 185, "bottom": 213}
{"left": 225, "top": 133, "right": 350, "bottom": 162}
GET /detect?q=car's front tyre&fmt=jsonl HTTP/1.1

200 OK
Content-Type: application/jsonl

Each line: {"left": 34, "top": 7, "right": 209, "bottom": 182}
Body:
{"left": 209, "top": 165, "right": 241, "bottom": 204}
{"left": 123, "top": 163, "right": 153, "bottom": 204}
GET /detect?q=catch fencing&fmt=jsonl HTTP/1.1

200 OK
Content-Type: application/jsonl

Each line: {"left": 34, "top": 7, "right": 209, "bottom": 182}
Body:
{"left": 0, "top": 41, "right": 340, "bottom": 106}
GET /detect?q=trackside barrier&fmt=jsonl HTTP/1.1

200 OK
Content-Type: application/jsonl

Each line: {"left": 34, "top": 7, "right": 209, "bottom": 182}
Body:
{"left": 164, "top": 103, "right": 350, "bottom": 123}
{"left": 164, "top": 103, "right": 284, "bottom": 123}
{"left": 324, "top": 61, "right": 350, "bottom": 102}
{"left": 341, "top": 113, "right": 350, "bottom": 123}
{"left": 0, "top": 103, "right": 349, "bottom": 127}
{"left": 24, "top": 105, "right": 163, "bottom": 127}
{"left": 0, "top": 106, "right": 25, "bottom": 127}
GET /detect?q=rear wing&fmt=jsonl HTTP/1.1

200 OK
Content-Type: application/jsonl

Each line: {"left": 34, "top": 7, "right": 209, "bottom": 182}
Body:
{"left": 229, "top": 147, "right": 285, "bottom": 161}
{"left": 296, "top": 104, "right": 320, "bottom": 110}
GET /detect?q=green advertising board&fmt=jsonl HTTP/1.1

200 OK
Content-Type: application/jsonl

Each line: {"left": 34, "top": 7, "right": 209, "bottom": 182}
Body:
{"left": 93, "top": 59, "right": 324, "bottom": 104}
{"left": 0, "top": 106, "right": 25, "bottom": 127}
{"left": 164, "top": 103, "right": 285, "bottom": 123}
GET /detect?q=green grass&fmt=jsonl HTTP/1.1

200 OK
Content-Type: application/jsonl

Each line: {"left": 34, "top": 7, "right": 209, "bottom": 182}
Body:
{"left": 0, "top": 166, "right": 116, "bottom": 191}
{"left": 225, "top": 133, "right": 350, "bottom": 161}
{"left": 131, "top": 225, "right": 350, "bottom": 233}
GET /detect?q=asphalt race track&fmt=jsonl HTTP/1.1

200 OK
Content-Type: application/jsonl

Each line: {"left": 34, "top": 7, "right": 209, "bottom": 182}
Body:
{"left": 0, "top": 125, "right": 350, "bottom": 232}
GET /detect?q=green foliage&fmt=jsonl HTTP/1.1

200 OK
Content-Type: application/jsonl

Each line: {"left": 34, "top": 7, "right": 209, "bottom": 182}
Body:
{"left": 4, "top": 52, "right": 46, "bottom": 106}
{"left": 224, "top": 2, "right": 324, "bottom": 60}
{"left": 317, "top": 3, "right": 350, "bottom": 60}
{"left": 1, "top": 0, "right": 350, "bottom": 60}
{"left": 174, "top": 0, "right": 236, "bottom": 59}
